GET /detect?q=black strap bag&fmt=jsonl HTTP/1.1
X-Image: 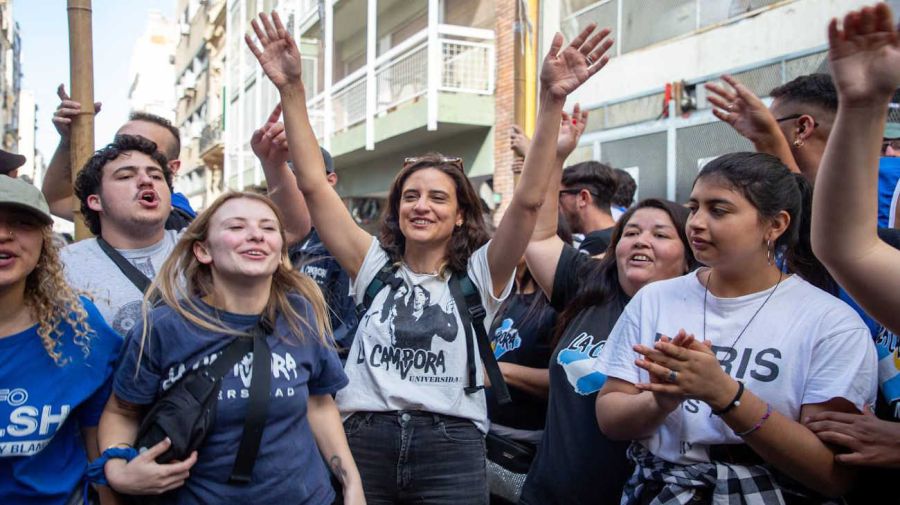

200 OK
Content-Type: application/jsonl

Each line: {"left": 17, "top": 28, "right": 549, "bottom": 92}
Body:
{"left": 97, "top": 237, "right": 153, "bottom": 294}
{"left": 134, "top": 321, "right": 272, "bottom": 484}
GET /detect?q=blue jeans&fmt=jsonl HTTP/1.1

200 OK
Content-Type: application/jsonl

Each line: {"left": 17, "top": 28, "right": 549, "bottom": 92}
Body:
{"left": 344, "top": 411, "right": 488, "bottom": 505}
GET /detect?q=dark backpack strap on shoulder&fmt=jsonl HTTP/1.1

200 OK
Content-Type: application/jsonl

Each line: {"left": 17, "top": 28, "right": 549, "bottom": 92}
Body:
{"left": 449, "top": 273, "right": 512, "bottom": 405}
{"left": 355, "top": 261, "right": 402, "bottom": 318}
{"left": 229, "top": 319, "right": 273, "bottom": 483}
{"left": 96, "top": 237, "right": 152, "bottom": 294}
{"left": 186, "top": 337, "right": 252, "bottom": 401}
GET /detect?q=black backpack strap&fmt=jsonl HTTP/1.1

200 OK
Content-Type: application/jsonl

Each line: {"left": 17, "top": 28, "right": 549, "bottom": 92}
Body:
{"left": 186, "top": 338, "right": 252, "bottom": 401}
{"left": 355, "top": 261, "right": 402, "bottom": 319}
{"left": 96, "top": 237, "right": 152, "bottom": 294}
{"left": 229, "top": 319, "right": 273, "bottom": 483}
{"left": 449, "top": 273, "right": 511, "bottom": 405}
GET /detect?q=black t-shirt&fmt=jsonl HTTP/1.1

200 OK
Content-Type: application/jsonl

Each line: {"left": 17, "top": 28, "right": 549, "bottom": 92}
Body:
{"left": 578, "top": 226, "right": 615, "bottom": 256}
{"left": 519, "top": 245, "right": 632, "bottom": 505}
{"left": 485, "top": 291, "right": 556, "bottom": 431}
{"left": 288, "top": 229, "right": 357, "bottom": 349}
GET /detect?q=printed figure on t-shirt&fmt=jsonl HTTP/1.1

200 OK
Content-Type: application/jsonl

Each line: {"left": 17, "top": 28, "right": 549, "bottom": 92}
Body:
{"left": 389, "top": 284, "right": 458, "bottom": 351}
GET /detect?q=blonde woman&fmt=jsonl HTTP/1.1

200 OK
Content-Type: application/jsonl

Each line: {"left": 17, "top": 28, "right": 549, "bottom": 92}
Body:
{"left": 0, "top": 175, "right": 121, "bottom": 505}
{"left": 97, "top": 192, "right": 363, "bottom": 504}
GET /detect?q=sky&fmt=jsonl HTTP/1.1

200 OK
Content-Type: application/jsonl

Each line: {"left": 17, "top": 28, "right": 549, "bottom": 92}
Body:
{"left": 16, "top": 0, "right": 176, "bottom": 162}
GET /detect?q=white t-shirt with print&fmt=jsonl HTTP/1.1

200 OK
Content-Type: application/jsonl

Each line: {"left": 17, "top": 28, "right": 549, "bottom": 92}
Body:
{"left": 60, "top": 229, "right": 181, "bottom": 336}
{"left": 336, "top": 238, "right": 513, "bottom": 432}
{"left": 595, "top": 271, "right": 878, "bottom": 464}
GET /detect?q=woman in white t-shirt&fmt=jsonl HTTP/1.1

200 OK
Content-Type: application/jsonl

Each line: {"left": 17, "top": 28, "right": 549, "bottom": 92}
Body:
{"left": 244, "top": 11, "right": 614, "bottom": 504}
{"left": 595, "top": 152, "right": 878, "bottom": 504}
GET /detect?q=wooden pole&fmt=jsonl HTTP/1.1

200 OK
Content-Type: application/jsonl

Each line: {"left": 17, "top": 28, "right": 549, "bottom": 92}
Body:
{"left": 67, "top": 0, "right": 95, "bottom": 240}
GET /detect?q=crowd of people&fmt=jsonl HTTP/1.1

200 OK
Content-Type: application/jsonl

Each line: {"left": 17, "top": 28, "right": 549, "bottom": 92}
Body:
{"left": 2, "top": 2, "right": 900, "bottom": 505}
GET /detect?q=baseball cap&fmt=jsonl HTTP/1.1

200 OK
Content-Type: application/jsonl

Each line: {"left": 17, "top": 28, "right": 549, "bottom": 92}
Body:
{"left": 0, "top": 175, "right": 53, "bottom": 225}
{"left": 884, "top": 122, "right": 900, "bottom": 140}
{"left": 0, "top": 149, "right": 26, "bottom": 176}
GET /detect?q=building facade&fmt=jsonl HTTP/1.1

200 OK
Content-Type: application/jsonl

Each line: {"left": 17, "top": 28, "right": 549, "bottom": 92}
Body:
{"left": 0, "top": 0, "right": 20, "bottom": 153}
{"left": 534, "top": 0, "right": 893, "bottom": 204}
{"left": 128, "top": 10, "right": 177, "bottom": 123}
{"left": 174, "top": 0, "right": 227, "bottom": 212}
{"left": 224, "top": 0, "right": 498, "bottom": 229}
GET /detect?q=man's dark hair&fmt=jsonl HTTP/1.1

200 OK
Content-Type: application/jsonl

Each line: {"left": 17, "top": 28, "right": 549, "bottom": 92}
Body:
{"left": 612, "top": 168, "right": 637, "bottom": 208}
{"left": 561, "top": 161, "right": 618, "bottom": 211}
{"left": 74, "top": 135, "right": 172, "bottom": 235}
{"left": 770, "top": 73, "right": 838, "bottom": 114}
{"left": 128, "top": 111, "right": 181, "bottom": 161}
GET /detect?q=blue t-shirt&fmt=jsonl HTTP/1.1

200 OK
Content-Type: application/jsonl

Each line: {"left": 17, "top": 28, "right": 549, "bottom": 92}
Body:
{"left": 0, "top": 297, "right": 122, "bottom": 505}
{"left": 170, "top": 192, "right": 197, "bottom": 219}
{"left": 879, "top": 157, "right": 900, "bottom": 227}
{"left": 289, "top": 229, "right": 357, "bottom": 349}
{"left": 113, "top": 296, "right": 348, "bottom": 505}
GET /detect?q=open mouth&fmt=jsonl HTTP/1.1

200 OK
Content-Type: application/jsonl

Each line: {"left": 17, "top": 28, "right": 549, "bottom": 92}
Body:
{"left": 240, "top": 249, "right": 268, "bottom": 258}
{"left": 138, "top": 190, "right": 159, "bottom": 205}
{"left": 0, "top": 252, "right": 14, "bottom": 260}
{"left": 410, "top": 218, "right": 432, "bottom": 226}
{"left": 629, "top": 253, "right": 652, "bottom": 263}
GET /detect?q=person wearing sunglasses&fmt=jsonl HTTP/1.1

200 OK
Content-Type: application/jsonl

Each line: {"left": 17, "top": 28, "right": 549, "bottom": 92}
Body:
{"left": 245, "top": 10, "right": 613, "bottom": 504}
{"left": 557, "top": 161, "right": 619, "bottom": 256}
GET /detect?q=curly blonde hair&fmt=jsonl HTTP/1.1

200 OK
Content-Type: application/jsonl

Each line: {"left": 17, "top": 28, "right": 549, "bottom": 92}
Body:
{"left": 25, "top": 227, "right": 93, "bottom": 364}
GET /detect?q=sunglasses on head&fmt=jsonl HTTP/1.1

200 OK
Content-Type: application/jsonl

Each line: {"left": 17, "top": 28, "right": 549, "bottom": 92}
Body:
{"left": 403, "top": 156, "right": 464, "bottom": 170}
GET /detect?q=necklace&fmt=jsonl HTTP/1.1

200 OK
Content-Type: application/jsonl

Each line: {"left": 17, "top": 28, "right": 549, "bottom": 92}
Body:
{"left": 702, "top": 268, "right": 784, "bottom": 350}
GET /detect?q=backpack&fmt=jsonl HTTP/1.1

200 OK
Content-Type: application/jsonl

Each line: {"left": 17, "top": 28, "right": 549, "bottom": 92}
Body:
{"left": 356, "top": 261, "right": 511, "bottom": 404}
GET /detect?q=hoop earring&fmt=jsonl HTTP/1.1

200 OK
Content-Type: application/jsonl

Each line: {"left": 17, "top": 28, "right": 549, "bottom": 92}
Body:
{"left": 766, "top": 239, "right": 774, "bottom": 266}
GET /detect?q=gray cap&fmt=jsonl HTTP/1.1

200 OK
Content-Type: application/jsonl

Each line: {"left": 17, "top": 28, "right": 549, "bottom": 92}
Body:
{"left": 0, "top": 175, "right": 53, "bottom": 225}
{"left": 885, "top": 122, "right": 900, "bottom": 140}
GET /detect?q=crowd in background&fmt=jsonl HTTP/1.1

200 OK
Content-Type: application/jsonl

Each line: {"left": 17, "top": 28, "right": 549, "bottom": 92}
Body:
{"left": 2, "top": 3, "right": 900, "bottom": 505}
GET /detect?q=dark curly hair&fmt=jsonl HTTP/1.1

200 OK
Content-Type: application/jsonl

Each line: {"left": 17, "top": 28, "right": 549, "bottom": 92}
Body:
{"left": 74, "top": 134, "right": 171, "bottom": 236}
{"left": 379, "top": 153, "right": 490, "bottom": 274}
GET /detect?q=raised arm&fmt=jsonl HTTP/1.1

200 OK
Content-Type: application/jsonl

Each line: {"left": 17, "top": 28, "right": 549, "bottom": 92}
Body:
{"left": 489, "top": 25, "right": 613, "bottom": 296}
{"left": 525, "top": 105, "right": 588, "bottom": 300}
{"left": 251, "top": 103, "right": 312, "bottom": 246}
{"left": 812, "top": 3, "right": 900, "bottom": 334}
{"left": 42, "top": 84, "right": 102, "bottom": 219}
{"left": 245, "top": 12, "right": 371, "bottom": 278}
{"left": 705, "top": 75, "right": 801, "bottom": 173}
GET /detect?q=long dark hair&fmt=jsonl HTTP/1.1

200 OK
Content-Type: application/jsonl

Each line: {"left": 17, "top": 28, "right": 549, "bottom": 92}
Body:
{"left": 696, "top": 152, "right": 836, "bottom": 293}
{"left": 379, "top": 153, "right": 490, "bottom": 274}
{"left": 553, "top": 199, "right": 697, "bottom": 346}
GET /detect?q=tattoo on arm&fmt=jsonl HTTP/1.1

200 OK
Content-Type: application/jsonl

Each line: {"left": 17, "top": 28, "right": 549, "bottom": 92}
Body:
{"left": 329, "top": 455, "right": 348, "bottom": 485}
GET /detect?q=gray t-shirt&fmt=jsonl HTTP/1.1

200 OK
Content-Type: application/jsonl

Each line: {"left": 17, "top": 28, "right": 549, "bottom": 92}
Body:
{"left": 60, "top": 230, "right": 181, "bottom": 335}
{"left": 336, "top": 238, "right": 513, "bottom": 432}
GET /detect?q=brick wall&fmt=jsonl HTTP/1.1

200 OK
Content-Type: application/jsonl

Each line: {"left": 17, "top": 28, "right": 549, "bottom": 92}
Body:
{"left": 492, "top": 0, "right": 518, "bottom": 226}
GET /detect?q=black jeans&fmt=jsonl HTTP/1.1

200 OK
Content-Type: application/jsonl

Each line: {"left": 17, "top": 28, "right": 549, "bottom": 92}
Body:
{"left": 344, "top": 411, "right": 488, "bottom": 505}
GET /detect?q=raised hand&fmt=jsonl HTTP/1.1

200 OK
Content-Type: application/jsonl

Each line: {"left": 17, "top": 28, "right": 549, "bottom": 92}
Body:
{"left": 52, "top": 84, "right": 101, "bottom": 144}
{"left": 245, "top": 12, "right": 303, "bottom": 90}
{"left": 540, "top": 24, "right": 614, "bottom": 100}
{"left": 705, "top": 75, "right": 780, "bottom": 145}
{"left": 828, "top": 3, "right": 900, "bottom": 107}
{"left": 556, "top": 103, "right": 589, "bottom": 160}
{"left": 509, "top": 124, "right": 531, "bottom": 158}
{"left": 251, "top": 103, "right": 290, "bottom": 170}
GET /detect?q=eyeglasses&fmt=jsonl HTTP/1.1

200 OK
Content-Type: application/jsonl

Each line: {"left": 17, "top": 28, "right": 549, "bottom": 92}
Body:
{"left": 403, "top": 156, "right": 464, "bottom": 170}
{"left": 775, "top": 113, "right": 819, "bottom": 128}
{"left": 882, "top": 139, "right": 900, "bottom": 154}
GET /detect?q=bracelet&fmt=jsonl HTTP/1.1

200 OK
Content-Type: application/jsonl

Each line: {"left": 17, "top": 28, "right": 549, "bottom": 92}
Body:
{"left": 711, "top": 380, "right": 745, "bottom": 416}
{"left": 85, "top": 446, "right": 139, "bottom": 485}
{"left": 734, "top": 403, "right": 772, "bottom": 437}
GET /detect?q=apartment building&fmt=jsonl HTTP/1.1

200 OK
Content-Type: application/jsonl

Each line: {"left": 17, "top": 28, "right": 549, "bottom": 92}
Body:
{"left": 225, "top": 0, "right": 497, "bottom": 228}
{"left": 0, "top": 0, "right": 20, "bottom": 153}
{"left": 173, "top": 0, "right": 228, "bottom": 212}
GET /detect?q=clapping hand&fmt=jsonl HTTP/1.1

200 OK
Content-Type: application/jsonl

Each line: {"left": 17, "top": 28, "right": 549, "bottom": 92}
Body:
{"left": 250, "top": 103, "right": 290, "bottom": 170}
{"left": 828, "top": 3, "right": 900, "bottom": 107}
{"left": 245, "top": 12, "right": 303, "bottom": 90}
{"left": 540, "top": 24, "right": 614, "bottom": 100}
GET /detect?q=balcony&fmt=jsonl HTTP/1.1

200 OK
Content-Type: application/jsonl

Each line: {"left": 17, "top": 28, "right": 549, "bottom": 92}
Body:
{"left": 199, "top": 116, "right": 223, "bottom": 155}
{"left": 308, "top": 24, "right": 495, "bottom": 151}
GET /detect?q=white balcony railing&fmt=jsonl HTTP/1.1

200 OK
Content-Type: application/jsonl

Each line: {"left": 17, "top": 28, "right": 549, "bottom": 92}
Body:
{"left": 312, "top": 25, "right": 495, "bottom": 137}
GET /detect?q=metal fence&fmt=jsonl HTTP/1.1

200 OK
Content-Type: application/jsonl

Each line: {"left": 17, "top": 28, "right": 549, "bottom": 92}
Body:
{"left": 579, "top": 47, "right": 829, "bottom": 203}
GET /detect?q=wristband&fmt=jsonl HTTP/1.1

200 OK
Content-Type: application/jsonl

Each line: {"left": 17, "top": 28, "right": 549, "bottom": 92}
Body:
{"left": 711, "top": 380, "right": 744, "bottom": 416}
{"left": 85, "top": 446, "right": 139, "bottom": 485}
{"left": 735, "top": 403, "right": 772, "bottom": 437}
